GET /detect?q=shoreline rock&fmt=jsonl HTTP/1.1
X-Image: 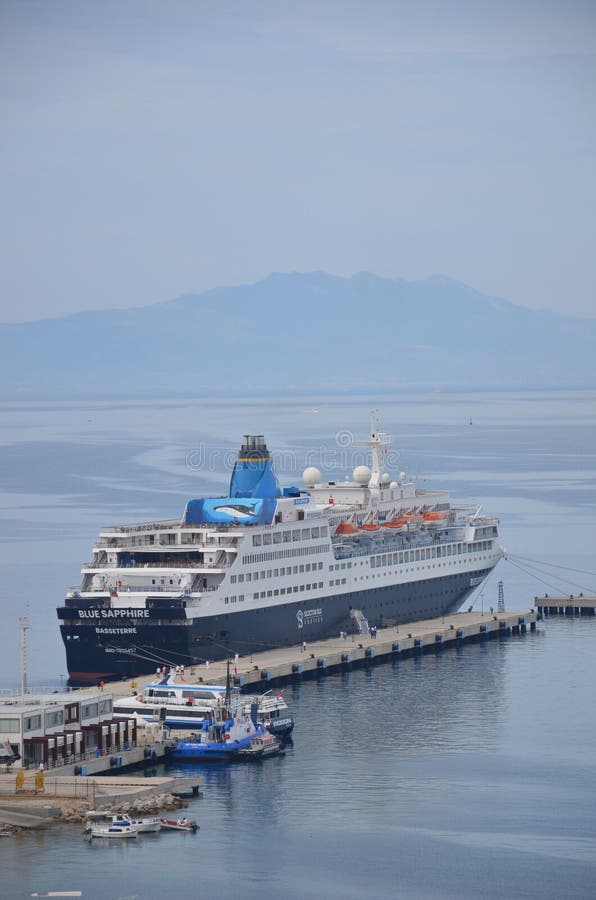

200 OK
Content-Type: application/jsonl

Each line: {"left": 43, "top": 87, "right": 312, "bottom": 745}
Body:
{"left": 63, "top": 792, "right": 188, "bottom": 824}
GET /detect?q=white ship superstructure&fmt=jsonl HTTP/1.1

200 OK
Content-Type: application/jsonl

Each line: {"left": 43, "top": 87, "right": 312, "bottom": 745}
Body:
{"left": 58, "top": 416, "right": 503, "bottom": 684}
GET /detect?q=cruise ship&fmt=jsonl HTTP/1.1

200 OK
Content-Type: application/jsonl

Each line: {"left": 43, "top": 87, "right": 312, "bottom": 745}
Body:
{"left": 58, "top": 416, "right": 503, "bottom": 684}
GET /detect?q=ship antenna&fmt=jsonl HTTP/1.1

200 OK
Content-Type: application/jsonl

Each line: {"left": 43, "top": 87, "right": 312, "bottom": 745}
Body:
{"left": 353, "top": 409, "right": 391, "bottom": 489}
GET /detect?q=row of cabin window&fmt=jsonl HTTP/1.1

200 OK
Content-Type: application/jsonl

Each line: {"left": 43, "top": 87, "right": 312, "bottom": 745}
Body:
{"left": 242, "top": 543, "right": 329, "bottom": 564}
{"left": 371, "top": 540, "right": 494, "bottom": 568}
{"left": 252, "top": 526, "right": 328, "bottom": 547}
{"left": 225, "top": 582, "right": 325, "bottom": 604}
{"left": 230, "top": 561, "right": 324, "bottom": 584}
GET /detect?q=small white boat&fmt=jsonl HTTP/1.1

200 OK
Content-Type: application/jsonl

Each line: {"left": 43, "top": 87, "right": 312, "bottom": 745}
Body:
{"left": 127, "top": 816, "right": 161, "bottom": 833}
{"left": 89, "top": 822, "right": 138, "bottom": 839}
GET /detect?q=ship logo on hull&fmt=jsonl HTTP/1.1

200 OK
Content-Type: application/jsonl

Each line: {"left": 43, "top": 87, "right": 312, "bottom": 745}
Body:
{"left": 296, "top": 608, "right": 323, "bottom": 629}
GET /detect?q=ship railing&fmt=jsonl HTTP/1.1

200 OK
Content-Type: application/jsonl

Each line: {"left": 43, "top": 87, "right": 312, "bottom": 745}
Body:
{"left": 101, "top": 520, "right": 180, "bottom": 534}
{"left": 66, "top": 585, "right": 219, "bottom": 599}
{"left": 101, "top": 520, "right": 249, "bottom": 535}
{"left": 81, "top": 561, "right": 229, "bottom": 570}
{"left": 97, "top": 535, "right": 241, "bottom": 548}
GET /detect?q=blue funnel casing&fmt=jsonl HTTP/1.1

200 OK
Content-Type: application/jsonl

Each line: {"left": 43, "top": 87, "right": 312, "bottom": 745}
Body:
{"left": 229, "top": 435, "right": 281, "bottom": 499}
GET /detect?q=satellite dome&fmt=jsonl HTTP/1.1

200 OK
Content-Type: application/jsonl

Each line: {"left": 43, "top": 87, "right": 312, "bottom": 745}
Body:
{"left": 353, "top": 465, "right": 371, "bottom": 485}
{"left": 380, "top": 472, "right": 391, "bottom": 485}
{"left": 390, "top": 481, "right": 398, "bottom": 489}
{"left": 303, "top": 466, "right": 322, "bottom": 486}
{"left": 399, "top": 471, "right": 406, "bottom": 483}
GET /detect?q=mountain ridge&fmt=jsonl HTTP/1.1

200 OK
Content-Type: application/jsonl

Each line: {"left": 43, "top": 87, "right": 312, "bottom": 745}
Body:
{"left": 2, "top": 271, "right": 595, "bottom": 397}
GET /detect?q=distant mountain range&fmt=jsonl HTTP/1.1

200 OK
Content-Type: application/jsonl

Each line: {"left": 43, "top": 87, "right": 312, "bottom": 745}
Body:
{"left": 2, "top": 272, "right": 595, "bottom": 397}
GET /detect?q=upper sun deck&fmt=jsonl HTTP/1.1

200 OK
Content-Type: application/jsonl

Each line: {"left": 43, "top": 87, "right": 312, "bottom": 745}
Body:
{"left": 96, "top": 520, "right": 246, "bottom": 550}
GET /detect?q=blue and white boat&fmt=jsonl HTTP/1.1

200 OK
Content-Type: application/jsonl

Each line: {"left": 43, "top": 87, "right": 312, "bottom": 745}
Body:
{"left": 168, "top": 676, "right": 267, "bottom": 761}
{"left": 113, "top": 677, "right": 294, "bottom": 737}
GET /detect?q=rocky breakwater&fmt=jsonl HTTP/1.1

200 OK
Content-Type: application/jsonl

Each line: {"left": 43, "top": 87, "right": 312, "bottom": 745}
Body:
{"left": 62, "top": 792, "right": 188, "bottom": 825}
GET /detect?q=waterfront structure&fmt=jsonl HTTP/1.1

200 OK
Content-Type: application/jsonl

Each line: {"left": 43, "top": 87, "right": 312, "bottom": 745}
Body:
{"left": 0, "top": 691, "right": 136, "bottom": 768}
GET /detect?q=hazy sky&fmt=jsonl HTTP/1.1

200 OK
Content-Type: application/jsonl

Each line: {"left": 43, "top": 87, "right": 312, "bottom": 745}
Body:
{"left": 1, "top": 0, "right": 595, "bottom": 323}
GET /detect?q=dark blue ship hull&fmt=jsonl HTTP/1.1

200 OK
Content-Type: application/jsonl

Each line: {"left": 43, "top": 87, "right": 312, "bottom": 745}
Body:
{"left": 59, "top": 567, "right": 491, "bottom": 685}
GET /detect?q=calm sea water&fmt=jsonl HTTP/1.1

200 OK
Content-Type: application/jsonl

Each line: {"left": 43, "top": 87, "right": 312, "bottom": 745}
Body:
{"left": 1, "top": 390, "right": 595, "bottom": 898}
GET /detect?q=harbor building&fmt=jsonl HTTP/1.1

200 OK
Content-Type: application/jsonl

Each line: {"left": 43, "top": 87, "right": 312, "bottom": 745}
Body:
{"left": 0, "top": 690, "right": 137, "bottom": 769}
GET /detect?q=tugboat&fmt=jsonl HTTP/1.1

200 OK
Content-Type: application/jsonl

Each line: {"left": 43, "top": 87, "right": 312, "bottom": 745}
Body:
{"left": 168, "top": 664, "right": 267, "bottom": 762}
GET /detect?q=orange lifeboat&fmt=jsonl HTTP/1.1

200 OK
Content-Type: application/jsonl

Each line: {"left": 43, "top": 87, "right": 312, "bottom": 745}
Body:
{"left": 361, "top": 523, "right": 379, "bottom": 531}
{"left": 335, "top": 521, "right": 357, "bottom": 535}
{"left": 423, "top": 511, "right": 448, "bottom": 523}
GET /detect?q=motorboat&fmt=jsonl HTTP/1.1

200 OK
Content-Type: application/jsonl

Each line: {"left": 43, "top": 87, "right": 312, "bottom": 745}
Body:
{"left": 125, "top": 815, "right": 161, "bottom": 833}
{"left": 238, "top": 731, "right": 285, "bottom": 760}
{"left": 159, "top": 817, "right": 198, "bottom": 833}
{"left": 88, "top": 821, "right": 138, "bottom": 839}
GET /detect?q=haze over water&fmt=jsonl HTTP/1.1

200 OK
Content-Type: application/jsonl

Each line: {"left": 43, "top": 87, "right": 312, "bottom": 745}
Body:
{"left": 1, "top": 390, "right": 595, "bottom": 898}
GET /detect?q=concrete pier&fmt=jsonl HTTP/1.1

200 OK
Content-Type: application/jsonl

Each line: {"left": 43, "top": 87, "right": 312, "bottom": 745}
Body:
{"left": 105, "top": 608, "right": 539, "bottom": 698}
{"left": 535, "top": 595, "right": 596, "bottom": 616}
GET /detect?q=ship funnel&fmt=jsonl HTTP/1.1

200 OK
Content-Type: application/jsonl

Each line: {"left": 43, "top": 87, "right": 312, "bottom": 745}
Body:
{"left": 229, "top": 435, "right": 281, "bottom": 499}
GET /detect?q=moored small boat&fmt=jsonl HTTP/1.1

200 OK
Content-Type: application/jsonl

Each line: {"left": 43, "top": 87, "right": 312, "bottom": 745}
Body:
{"left": 159, "top": 817, "right": 198, "bottom": 833}
{"left": 85, "top": 813, "right": 160, "bottom": 835}
{"left": 238, "top": 731, "right": 285, "bottom": 760}
{"left": 89, "top": 822, "right": 138, "bottom": 839}
{"left": 127, "top": 816, "right": 161, "bottom": 833}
